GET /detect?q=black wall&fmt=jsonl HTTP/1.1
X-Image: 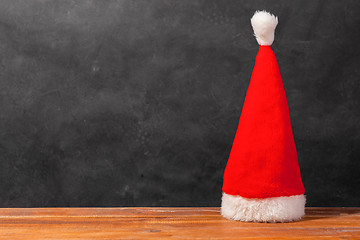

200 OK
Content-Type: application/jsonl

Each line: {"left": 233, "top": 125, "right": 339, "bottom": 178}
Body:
{"left": 0, "top": 0, "right": 359, "bottom": 207}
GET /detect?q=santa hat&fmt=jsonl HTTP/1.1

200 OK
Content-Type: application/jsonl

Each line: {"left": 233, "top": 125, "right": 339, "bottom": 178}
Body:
{"left": 221, "top": 10, "right": 305, "bottom": 222}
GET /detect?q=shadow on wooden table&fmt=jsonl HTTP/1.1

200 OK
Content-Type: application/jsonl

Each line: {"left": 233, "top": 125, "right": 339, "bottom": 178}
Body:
{"left": 301, "top": 207, "right": 360, "bottom": 221}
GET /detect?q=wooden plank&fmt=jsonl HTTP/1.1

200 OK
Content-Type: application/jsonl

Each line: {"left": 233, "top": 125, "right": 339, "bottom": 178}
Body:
{"left": 0, "top": 207, "right": 359, "bottom": 239}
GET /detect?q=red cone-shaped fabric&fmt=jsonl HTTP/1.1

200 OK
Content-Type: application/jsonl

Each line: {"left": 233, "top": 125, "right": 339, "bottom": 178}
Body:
{"left": 222, "top": 45, "right": 305, "bottom": 199}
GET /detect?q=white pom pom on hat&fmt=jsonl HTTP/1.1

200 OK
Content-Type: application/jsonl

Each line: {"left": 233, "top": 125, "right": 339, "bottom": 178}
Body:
{"left": 251, "top": 10, "right": 278, "bottom": 46}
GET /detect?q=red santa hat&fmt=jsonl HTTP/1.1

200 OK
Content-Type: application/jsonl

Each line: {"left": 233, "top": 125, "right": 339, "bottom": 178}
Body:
{"left": 221, "top": 10, "right": 305, "bottom": 222}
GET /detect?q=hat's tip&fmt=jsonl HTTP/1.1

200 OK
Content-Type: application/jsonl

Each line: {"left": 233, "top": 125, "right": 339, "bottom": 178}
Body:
{"left": 251, "top": 10, "right": 278, "bottom": 46}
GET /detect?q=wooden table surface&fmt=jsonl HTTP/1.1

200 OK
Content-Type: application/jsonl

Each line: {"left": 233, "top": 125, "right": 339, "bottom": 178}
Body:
{"left": 0, "top": 207, "right": 359, "bottom": 239}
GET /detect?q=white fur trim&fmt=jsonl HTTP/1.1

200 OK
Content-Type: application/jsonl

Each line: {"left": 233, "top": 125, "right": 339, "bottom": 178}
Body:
{"left": 251, "top": 10, "right": 278, "bottom": 46}
{"left": 221, "top": 193, "right": 306, "bottom": 222}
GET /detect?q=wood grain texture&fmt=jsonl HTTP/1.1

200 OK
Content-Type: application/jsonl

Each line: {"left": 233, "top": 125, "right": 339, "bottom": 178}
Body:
{"left": 0, "top": 207, "right": 359, "bottom": 239}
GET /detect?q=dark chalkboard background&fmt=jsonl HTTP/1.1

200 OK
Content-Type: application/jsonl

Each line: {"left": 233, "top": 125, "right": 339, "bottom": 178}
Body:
{"left": 0, "top": 0, "right": 359, "bottom": 207}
